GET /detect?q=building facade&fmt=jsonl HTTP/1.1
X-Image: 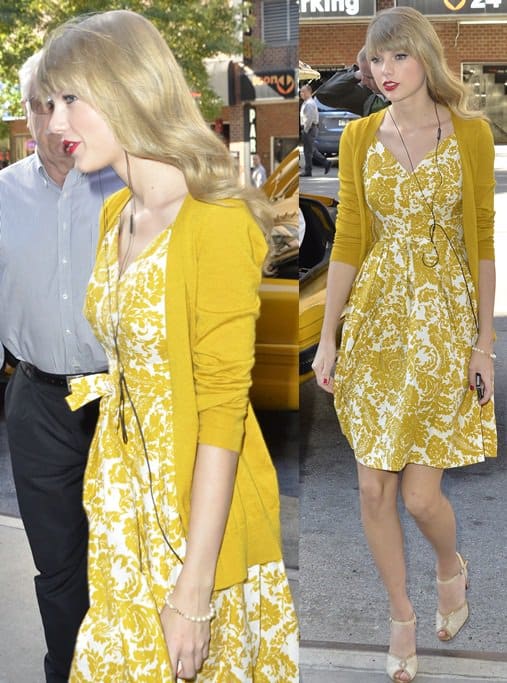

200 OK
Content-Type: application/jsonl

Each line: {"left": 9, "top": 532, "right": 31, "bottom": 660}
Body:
{"left": 217, "top": 0, "right": 300, "bottom": 182}
{"left": 300, "top": 0, "right": 507, "bottom": 142}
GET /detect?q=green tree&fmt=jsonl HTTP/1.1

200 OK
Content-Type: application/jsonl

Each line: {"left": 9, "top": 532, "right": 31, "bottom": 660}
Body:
{"left": 0, "top": 0, "right": 247, "bottom": 120}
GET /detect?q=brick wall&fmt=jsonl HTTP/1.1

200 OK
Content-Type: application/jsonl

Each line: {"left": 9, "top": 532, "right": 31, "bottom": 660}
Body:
{"left": 300, "top": 0, "right": 507, "bottom": 74}
{"left": 222, "top": 104, "right": 244, "bottom": 143}
{"left": 434, "top": 22, "right": 507, "bottom": 74}
{"left": 218, "top": 0, "right": 298, "bottom": 174}
{"left": 251, "top": 0, "right": 298, "bottom": 70}
{"left": 255, "top": 101, "right": 299, "bottom": 170}
{"left": 222, "top": 100, "right": 298, "bottom": 170}
{"left": 300, "top": 22, "right": 372, "bottom": 67}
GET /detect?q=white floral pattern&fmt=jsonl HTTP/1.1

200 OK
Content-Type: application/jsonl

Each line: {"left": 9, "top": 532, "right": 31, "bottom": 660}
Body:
{"left": 334, "top": 135, "right": 496, "bottom": 471}
{"left": 69, "top": 224, "right": 298, "bottom": 681}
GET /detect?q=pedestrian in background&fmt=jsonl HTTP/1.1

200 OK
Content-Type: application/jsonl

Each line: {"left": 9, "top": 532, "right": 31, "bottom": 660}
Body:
{"left": 313, "top": 7, "right": 496, "bottom": 683}
{"left": 0, "top": 53, "right": 123, "bottom": 682}
{"left": 251, "top": 152, "right": 267, "bottom": 187}
{"left": 300, "top": 83, "right": 331, "bottom": 177}
{"left": 37, "top": 9, "right": 298, "bottom": 682}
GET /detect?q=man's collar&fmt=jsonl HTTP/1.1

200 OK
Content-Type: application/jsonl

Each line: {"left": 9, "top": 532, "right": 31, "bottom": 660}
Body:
{"left": 35, "top": 149, "right": 83, "bottom": 186}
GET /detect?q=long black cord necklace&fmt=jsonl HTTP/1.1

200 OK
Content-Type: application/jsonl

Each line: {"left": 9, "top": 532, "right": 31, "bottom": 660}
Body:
{"left": 101, "top": 161, "right": 184, "bottom": 567}
{"left": 387, "top": 101, "right": 442, "bottom": 260}
{"left": 386, "top": 103, "right": 478, "bottom": 330}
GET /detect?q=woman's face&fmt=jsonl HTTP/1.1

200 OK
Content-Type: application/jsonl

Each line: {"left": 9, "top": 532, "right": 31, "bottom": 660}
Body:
{"left": 370, "top": 49, "right": 426, "bottom": 103}
{"left": 46, "top": 92, "right": 123, "bottom": 173}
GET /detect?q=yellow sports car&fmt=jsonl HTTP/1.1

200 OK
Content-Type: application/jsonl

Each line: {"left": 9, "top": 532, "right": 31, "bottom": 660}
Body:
{"left": 250, "top": 149, "right": 340, "bottom": 410}
{"left": 250, "top": 149, "right": 299, "bottom": 411}
{"left": 299, "top": 192, "right": 339, "bottom": 384}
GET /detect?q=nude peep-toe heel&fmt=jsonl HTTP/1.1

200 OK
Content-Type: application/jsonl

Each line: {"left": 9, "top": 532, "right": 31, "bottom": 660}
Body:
{"left": 436, "top": 551, "right": 469, "bottom": 641}
{"left": 386, "top": 614, "right": 418, "bottom": 682}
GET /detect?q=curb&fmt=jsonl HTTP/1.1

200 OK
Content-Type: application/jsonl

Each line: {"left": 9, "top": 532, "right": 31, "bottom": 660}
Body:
{"left": 300, "top": 643, "right": 507, "bottom": 681}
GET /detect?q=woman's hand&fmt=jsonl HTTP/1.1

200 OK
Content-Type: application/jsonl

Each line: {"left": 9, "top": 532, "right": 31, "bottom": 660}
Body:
{"left": 312, "top": 338, "right": 337, "bottom": 393}
{"left": 468, "top": 349, "right": 494, "bottom": 406}
{"left": 160, "top": 602, "right": 211, "bottom": 681}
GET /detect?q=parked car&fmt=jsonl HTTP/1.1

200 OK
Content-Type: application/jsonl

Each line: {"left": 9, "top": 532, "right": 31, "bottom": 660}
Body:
{"left": 299, "top": 192, "right": 343, "bottom": 383}
{"left": 253, "top": 146, "right": 344, "bottom": 401}
{"left": 314, "top": 97, "right": 360, "bottom": 158}
{"left": 250, "top": 148, "right": 299, "bottom": 411}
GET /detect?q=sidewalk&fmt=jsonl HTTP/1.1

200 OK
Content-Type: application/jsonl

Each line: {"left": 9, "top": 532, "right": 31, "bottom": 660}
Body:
{"left": 494, "top": 144, "right": 507, "bottom": 171}
{"left": 301, "top": 643, "right": 507, "bottom": 681}
{"left": 0, "top": 516, "right": 45, "bottom": 683}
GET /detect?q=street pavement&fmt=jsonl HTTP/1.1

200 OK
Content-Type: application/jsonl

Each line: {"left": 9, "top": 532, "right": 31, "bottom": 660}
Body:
{"left": 299, "top": 146, "right": 507, "bottom": 681}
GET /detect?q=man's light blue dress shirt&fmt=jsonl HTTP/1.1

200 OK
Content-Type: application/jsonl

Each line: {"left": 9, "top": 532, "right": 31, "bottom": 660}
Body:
{"left": 0, "top": 151, "right": 124, "bottom": 374}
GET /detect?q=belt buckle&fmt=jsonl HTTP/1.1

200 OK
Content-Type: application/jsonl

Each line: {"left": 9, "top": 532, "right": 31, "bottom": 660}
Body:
{"left": 67, "top": 373, "right": 83, "bottom": 393}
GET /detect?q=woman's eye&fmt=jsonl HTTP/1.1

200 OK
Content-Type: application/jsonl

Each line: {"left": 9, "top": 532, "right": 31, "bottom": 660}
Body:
{"left": 371, "top": 56, "right": 380, "bottom": 64}
{"left": 63, "top": 94, "right": 78, "bottom": 104}
{"left": 395, "top": 53, "right": 408, "bottom": 60}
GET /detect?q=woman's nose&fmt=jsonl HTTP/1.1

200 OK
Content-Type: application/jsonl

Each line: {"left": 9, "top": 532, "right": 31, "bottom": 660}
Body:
{"left": 46, "top": 107, "right": 65, "bottom": 135}
{"left": 382, "top": 58, "right": 394, "bottom": 77}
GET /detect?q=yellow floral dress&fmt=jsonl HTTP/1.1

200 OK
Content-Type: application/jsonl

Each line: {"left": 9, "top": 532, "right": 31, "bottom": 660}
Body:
{"left": 66, "top": 224, "right": 298, "bottom": 681}
{"left": 334, "top": 135, "right": 497, "bottom": 471}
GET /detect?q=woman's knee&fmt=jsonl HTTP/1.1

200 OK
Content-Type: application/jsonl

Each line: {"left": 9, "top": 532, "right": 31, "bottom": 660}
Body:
{"left": 401, "top": 485, "right": 442, "bottom": 522}
{"left": 358, "top": 476, "right": 396, "bottom": 516}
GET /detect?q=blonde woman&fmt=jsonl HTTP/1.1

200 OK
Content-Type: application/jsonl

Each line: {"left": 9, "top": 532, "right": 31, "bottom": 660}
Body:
{"left": 37, "top": 10, "right": 298, "bottom": 682}
{"left": 313, "top": 7, "right": 496, "bottom": 683}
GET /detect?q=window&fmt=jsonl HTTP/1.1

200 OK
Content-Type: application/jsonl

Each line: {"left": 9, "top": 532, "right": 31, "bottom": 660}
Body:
{"left": 262, "top": 0, "right": 298, "bottom": 46}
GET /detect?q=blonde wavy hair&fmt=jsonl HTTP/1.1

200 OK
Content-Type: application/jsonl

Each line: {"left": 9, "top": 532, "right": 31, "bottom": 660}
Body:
{"left": 36, "top": 9, "right": 272, "bottom": 233}
{"left": 366, "top": 7, "right": 485, "bottom": 120}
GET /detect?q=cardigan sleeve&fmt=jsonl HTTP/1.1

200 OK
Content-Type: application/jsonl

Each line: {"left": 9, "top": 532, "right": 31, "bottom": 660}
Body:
{"left": 474, "top": 119, "right": 495, "bottom": 261}
{"left": 330, "top": 121, "right": 363, "bottom": 266}
{"left": 192, "top": 203, "right": 267, "bottom": 453}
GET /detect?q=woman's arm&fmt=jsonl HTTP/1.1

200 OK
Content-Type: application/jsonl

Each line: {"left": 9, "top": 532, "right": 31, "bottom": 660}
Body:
{"left": 161, "top": 206, "right": 267, "bottom": 679}
{"left": 313, "top": 121, "right": 362, "bottom": 392}
{"left": 467, "top": 120, "right": 496, "bottom": 405}
{"left": 312, "top": 261, "right": 357, "bottom": 393}
{"left": 174, "top": 443, "right": 238, "bottom": 598}
{"left": 161, "top": 444, "right": 239, "bottom": 680}
{"left": 469, "top": 258, "right": 496, "bottom": 405}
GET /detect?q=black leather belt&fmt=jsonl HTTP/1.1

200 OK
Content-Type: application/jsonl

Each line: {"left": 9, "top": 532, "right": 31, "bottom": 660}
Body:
{"left": 20, "top": 361, "right": 98, "bottom": 389}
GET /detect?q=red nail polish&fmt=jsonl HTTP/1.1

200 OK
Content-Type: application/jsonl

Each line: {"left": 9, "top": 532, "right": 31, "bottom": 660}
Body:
{"left": 323, "top": 378, "right": 328, "bottom": 385}
{"left": 470, "top": 385, "right": 474, "bottom": 390}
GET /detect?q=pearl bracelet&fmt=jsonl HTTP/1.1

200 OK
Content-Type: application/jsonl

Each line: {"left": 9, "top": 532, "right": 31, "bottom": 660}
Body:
{"left": 471, "top": 345, "right": 496, "bottom": 360}
{"left": 166, "top": 599, "right": 216, "bottom": 623}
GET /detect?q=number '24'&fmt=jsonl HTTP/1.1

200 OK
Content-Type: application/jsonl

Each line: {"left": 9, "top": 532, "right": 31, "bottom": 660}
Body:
{"left": 470, "top": 0, "right": 502, "bottom": 8}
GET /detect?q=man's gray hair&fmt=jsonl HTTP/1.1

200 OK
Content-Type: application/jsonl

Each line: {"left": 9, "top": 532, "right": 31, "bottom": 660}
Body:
{"left": 18, "top": 51, "right": 43, "bottom": 101}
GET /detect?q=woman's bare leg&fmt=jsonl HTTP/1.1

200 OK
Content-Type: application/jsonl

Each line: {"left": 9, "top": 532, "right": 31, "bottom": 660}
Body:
{"left": 357, "top": 463, "right": 415, "bottom": 682}
{"left": 400, "top": 464, "right": 467, "bottom": 637}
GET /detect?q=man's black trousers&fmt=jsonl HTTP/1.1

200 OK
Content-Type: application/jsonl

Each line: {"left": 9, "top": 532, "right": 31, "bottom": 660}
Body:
{"left": 5, "top": 365, "right": 99, "bottom": 683}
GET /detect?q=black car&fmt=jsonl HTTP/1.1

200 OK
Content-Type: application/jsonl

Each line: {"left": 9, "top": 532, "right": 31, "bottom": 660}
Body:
{"left": 314, "top": 97, "right": 360, "bottom": 158}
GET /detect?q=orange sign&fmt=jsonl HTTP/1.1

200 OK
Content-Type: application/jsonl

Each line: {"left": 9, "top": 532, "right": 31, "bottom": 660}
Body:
{"left": 443, "top": 0, "right": 466, "bottom": 9}
{"left": 252, "top": 71, "right": 296, "bottom": 99}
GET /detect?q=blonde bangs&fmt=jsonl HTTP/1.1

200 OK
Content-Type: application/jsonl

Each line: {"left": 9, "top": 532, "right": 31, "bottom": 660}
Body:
{"left": 366, "top": 25, "right": 415, "bottom": 61}
{"left": 36, "top": 10, "right": 274, "bottom": 235}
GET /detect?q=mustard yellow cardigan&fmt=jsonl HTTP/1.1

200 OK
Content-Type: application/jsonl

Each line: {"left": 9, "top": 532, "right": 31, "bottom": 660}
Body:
{"left": 331, "top": 109, "right": 496, "bottom": 291}
{"left": 98, "top": 189, "right": 283, "bottom": 590}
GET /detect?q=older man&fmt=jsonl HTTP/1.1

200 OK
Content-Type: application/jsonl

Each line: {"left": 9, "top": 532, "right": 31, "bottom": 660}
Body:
{"left": 0, "top": 53, "right": 123, "bottom": 682}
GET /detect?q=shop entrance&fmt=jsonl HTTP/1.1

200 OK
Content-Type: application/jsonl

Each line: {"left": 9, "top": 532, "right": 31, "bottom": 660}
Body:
{"left": 463, "top": 63, "right": 507, "bottom": 144}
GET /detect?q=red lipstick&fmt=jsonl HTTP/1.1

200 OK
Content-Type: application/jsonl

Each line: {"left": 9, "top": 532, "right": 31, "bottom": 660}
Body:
{"left": 63, "top": 140, "right": 81, "bottom": 155}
